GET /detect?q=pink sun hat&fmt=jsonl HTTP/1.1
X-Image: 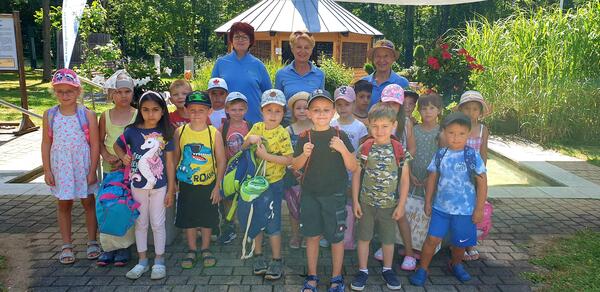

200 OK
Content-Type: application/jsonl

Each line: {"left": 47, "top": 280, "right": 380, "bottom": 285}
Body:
{"left": 51, "top": 68, "right": 81, "bottom": 88}
{"left": 380, "top": 84, "right": 404, "bottom": 105}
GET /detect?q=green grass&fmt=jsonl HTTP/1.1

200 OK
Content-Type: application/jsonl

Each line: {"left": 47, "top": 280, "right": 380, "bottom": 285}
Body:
{"left": 0, "top": 254, "right": 6, "bottom": 292}
{"left": 523, "top": 230, "right": 600, "bottom": 291}
{"left": 549, "top": 144, "right": 600, "bottom": 167}
{"left": 0, "top": 70, "right": 112, "bottom": 125}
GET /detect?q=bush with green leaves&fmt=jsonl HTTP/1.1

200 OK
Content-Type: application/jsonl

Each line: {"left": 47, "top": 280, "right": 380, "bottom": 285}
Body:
{"left": 320, "top": 57, "right": 354, "bottom": 93}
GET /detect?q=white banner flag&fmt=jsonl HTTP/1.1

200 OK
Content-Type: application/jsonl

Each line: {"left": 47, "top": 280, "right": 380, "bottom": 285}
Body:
{"left": 62, "top": 0, "right": 86, "bottom": 68}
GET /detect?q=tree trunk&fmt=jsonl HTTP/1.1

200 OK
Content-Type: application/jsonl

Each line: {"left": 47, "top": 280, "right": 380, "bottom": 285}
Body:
{"left": 404, "top": 5, "right": 415, "bottom": 68}
{"left": 42, "top": 0, "right": 52, "bottom": 82}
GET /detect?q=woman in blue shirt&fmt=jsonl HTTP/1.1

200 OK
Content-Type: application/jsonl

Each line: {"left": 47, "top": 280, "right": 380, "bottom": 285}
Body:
{"left": 361, "top": 39, "right": 409, "bottom": 108}
{"left": 211, "top": 22, "right": 272, "bottom": 124}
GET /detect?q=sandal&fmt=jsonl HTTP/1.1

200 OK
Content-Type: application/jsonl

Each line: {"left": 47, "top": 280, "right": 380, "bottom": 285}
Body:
{"left": 302, "top": 275, "right": 319, "bottom": 292}
{"left": 86, "top": 240, "right": 101, "bottom": 260}
{"left": 328, "top": 275, "right": 345, "bottom": 292}
{"left": 200, "top": 249, "right": 217, "bottom": 268}
{"left": 59, "top": 243, "right": 75, "bottom": 264}
{"left": 96, "top": 250, "right": 114, "bottom": 267}
{"left": 464, "top": 249, "right": 480, "bottom": 261}
{"left": 181, "top": 251, "right": 197, "bottom": 269}
{"left": 113, "top": 248, "right": 130, "bottom": 267}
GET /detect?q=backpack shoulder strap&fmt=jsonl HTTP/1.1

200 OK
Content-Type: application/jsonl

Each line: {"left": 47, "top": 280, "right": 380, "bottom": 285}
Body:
{"left": 76, "top": 105, "right": 90, "bottom": 143}
{"left": 179, "top": 124, "right": 186, "bottom": 150}
{"left": 47, "top": 105, "right": 60, "bottom": 139}
{"left": 359, "top": 137, "right": 375, "bottom": 168}
{"left": 390, "top": 139, "right": 405, "bottom": 167}
{"left": 221, "top": 119, "right": 230, "bottom": 145}
{"left": 463, "top": 145, "right": 478, "bottom": 174}
{"left": 208, "top": 125, "right": 216, "bottom": 173}
{"left": 434, "top": 147, "right": 449, "bottom": 172}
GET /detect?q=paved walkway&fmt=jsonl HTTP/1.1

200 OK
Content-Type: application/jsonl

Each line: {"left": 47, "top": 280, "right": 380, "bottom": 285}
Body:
{"left": 0, "top": 194, "right": 596, "bottom": 291}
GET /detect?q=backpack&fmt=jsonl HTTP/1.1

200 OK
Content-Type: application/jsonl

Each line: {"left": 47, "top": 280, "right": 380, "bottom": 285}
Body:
{"left": 48, "top": 104, "right": 90, "bottom": 144}
{"left": 96, "top": 135, "right": 140, "bottom": 236}
{"left": 358, "top": 136, "right": 405, "bottom": 197}
{"left": 237, "top": 159, "right": 269, "bottom": 259}
{"left": 221, "top": 144, "right": 261, "bottom": 221}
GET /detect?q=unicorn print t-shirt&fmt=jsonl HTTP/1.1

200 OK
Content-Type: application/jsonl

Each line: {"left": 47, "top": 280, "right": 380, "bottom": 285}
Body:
{"left": 118, "top": 127, "right": 174, "bottom": 190}
{"left": 427, "top": 149, "right": 486, "bottom": 215}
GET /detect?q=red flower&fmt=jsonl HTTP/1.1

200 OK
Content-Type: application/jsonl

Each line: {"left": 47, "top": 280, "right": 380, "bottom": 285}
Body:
{"left": 465, "top": 55, "right": 476, "bottom": 64}
{"left": 442, "top": 51, "right": 452, "bottom": 60}
{"left": 457, "top": 48, "right": 468, "bottom": 56}
{"left": 427, "top": 57, "right": 440, "bottom": 70}
{"left": 440, "top": 43, "right": 449, "bottom": 50}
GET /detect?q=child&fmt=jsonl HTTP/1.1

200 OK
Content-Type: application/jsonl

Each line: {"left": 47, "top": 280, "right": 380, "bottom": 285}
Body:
{"left": 174, "top": 91, "right": 226, "bottom": 269}
{"left": 284, "top": 91, "right": 312, "bottom": 249}
{"left": 351, "top": 103, "right": 410, "bottom": 291}
{"left": 97, "top": 71, "right": 137, "bottom": 266}
{"left": 410, "top": 93, "right": 443, "bottom": 198}
{"left": 409, "top": 112, "right": 488, "bottom": 287}
{"left": 169, "top": 79, "right": 192, "bottom": 128}
{"left": 330, "top": 85, "right": 368, "bottom": 250}
{"left": 217, "top": 91, "right": 251, "bottom": 245}
{"left": 241, "top": 89, "right": 293, "bottom": 280}
{"left": 42, "top": 68, "right": 100, "bottom": 264}
{"left": 207, "top": 77, "right": 228, "bottom": 129}
{"left": 353, "top": 80, "right": 373, "bottom": 125}
{"left": 404, "top": 90, "right": 419, "bottom": 125}
{"left": 292, "top": 89, "right": 358, "bottom": 292}
{"left": 456, "top": 90, "right": 491, "bottom": 261}
{"left": 114, "top": 91, "right": 176, "bottom": 280}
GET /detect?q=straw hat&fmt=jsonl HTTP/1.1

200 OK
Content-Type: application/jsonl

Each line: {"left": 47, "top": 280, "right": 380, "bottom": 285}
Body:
{"left": 455, "top": 90, "right": 492, "bottom": 117}
{"left": 368, "top": 39, "right": 400, "bottom": 61}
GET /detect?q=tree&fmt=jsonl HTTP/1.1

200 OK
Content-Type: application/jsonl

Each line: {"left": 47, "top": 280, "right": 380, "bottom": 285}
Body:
{"left": 42, "top": 0, "right": 51, "bottom": 81}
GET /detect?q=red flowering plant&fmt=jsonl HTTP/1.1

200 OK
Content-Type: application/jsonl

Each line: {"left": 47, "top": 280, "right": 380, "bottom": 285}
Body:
{"left": 413, "top": 41, "right": 484, "bottom": 104}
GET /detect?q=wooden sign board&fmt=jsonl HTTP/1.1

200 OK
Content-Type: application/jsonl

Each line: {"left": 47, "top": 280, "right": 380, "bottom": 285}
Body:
{"left": 0, "top": 14, "right": 18, "bottom": 71}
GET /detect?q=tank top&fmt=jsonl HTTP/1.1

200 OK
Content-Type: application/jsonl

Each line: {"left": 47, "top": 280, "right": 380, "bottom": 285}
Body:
{"left": 466, "top": 124, "right": 484, "bottom": 152}
{"left": 176, "top": 125, "right": 217, "bottom": 186}
{"left": 102, "top": 109, "right": 137, "bottom": 172}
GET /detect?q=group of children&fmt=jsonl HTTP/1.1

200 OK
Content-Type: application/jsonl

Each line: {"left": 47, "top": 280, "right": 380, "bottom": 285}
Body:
{"left": 42, "top": 67, "right": 491, "bottom": 291}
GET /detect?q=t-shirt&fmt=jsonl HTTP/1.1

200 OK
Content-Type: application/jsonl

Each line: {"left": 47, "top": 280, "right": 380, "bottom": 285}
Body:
{"left": 220, "top": 120, "right": 251, "bottom": 159}
{"left": 101, "top": 109, "right": 137, "bottom": 172}
{"left": 330, "top": 118, "right": 368, "bottom": 152}
{"left": 361, "top": 71, "right": 410, "bottom": 108}
{"left": 426, "top": 149, "right": 486, "bottom": 215}
{"left": 169, "top": 110, "right": 189, "bottom": 129}
{"left": 176, "top": 125, "right": 217, "bottom": 186}
{"left": 246, "top": 122, "right": 293, "bottom": 183}
{"left": 117, "top": 127, "right": 174, "bottom": 189}
{"left": 294, "top": 128, "right": 354, "bottom": 196}
{"left": 210, "top": 109, "right": 226, "bottom": 129}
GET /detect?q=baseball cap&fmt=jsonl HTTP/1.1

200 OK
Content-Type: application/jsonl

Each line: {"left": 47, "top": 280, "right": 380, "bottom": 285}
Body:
{"left": 334, "top": 86, "right": 356, "bottom": 103}
{"left": 52, "top": 68, "right": 81, "bottom": 88}
{"left": 207, "top": 77, "right": 228, "bottom": 92}
{"left": 115, "top": 73, "right": 134, "bottom": 90}
{"left": 185, "top": 91, "right": 212, "bottom": 107}
{"left": 442, "top": 112, "right": 472, "bottom": 129}
{"left": 380, "top": 84, "right": 404, "bottom": 105}
{"left": 226, "top": 91, "right": 248, "bottom": 103}
{"left": 307, "top": 89, "right": 333, "bottom": 107}
{"left": 260, "top": 89, "right": 286, "bottom": 108}
{"left": 455, "top": 90, "right": 491, "bottom": 117}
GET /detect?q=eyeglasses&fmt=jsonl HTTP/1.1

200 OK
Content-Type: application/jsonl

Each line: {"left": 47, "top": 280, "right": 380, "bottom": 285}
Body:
{"left": 233, "top": 35, "right": 249, "bottom": 41}
{"left": 188, "top": 92, "right": 209, "bottom": 103}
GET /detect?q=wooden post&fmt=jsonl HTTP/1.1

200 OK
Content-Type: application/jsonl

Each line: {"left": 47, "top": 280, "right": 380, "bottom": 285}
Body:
{"left": 13, "top": 11, "right": 38, "bottom": 135}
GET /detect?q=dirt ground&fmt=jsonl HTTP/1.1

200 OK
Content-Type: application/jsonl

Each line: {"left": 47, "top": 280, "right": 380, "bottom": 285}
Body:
{"left": 0, "top": 234, "right": 31, "bottom": 291}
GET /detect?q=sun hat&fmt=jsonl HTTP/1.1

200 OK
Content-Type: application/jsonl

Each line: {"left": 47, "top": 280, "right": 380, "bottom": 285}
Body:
{"left": 380, "top": 84, "right": 404, "bottom": 105}
{"left": 442, "top": 112, "right": 472, "bottom": 129}
{"left": 334, "top": 86, "right": 356, "bottom": 103}
{"left": 185, "top": 91, "right": 212, "bottom": 108}
{"left": 115, "top": 73, "right": 134, "bottom": 90}
{"left": 455, "top": 90, "right": 491, "bottom": 117}
{"left": 52, "top": 68, "right": 81, "bottom": 88}
{"left": 226, "top": 91, "right": 248, "bottom": 104}
{"left": 368, "top": 39, "right": 400, "bottom": 61}
{"left": 260, "top": 89, "right": 286, "bottom": 108}
{"left": 208, "top": 77, "right": 228, "bottom": 92}
{"left": 307, "top": 89, "right": 333, "bottom": 107}
{"left": 287, "top": 91, "right": 309, "bottom": 110}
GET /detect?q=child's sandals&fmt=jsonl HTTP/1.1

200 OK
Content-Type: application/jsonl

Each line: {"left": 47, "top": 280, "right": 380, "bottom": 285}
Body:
{"left": 86, "top": 240, "right": 101, "bottom": 260}
{"left": 59, "top": 243, "right": 75, "bottom": 264}
{"left": 464, "top": 249, "right": 480, "bottom": 261}
{"left": 302, "top": 275, "right": 319, "bottom": 292}
{"left": 200, "top": 249, "right": 217, "bottom": 268}
{"left": 181, "top": 251, "right": 197, "bottom": 269}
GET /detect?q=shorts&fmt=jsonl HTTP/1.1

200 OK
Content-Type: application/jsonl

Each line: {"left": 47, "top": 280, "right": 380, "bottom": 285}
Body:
{"left": 175, "top": 181, "right": 219, "bottom": 229}
{"left": 356, "top": 203, "right": 397, "bottom": 245}
{"left": 428, "top": 208, "right": 477, "bottom": 248}
{"left": 237, "top": 179, "right": 284, "bottom": 236}
{"left": 299, "top": 190, "right": 347, "bottom": 243}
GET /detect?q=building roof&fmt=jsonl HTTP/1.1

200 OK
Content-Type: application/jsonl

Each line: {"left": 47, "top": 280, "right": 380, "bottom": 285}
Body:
{"left": 215, "top": 0, "right": 383, "bottom": 36}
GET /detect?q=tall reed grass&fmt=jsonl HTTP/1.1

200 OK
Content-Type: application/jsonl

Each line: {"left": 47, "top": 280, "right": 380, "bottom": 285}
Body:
{"left": 459, "top": 1, "right": 600, "bottom": 144}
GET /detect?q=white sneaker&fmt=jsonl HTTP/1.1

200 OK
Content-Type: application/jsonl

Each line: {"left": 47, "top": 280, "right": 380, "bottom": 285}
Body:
{"left": 150, "top": 264, "right": 167, "bottom": 280}
{"left": 126, "top": 264, "right": 149, "bottom": 279}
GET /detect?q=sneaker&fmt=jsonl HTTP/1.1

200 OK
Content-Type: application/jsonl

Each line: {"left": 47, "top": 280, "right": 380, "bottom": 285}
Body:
{"left": 328, "top": 275, "right": 345, "bottom": 292}
{"left": 400, "top": 256, "right": 417, "bottom": 271}
{"left": 253, "top": 254, "right": 268, "bottom": 275}
{"left": 150, "top": 264, "right": 166, "bottom": 280}
{"left": 125, "top": 264, "right": 149, "bottom": 280}
{"left": 319, "top": 238, "right": 330, "bottom": 248}
{"left": 289, "top": 236, "right": 301, "bottom": 249}
{"left": 350, "top": 271, "right": 368, "bottom": 291}
{"left": 409, "top": 268, "right": 428, "bottom": 286}
{"left": 217, "top": 226, "right": 237, "bottom": 245}
{"left": 264, "top": 259, "right": 283, "bottom": 280}
{"left": 382, "top": 270, "right": 402, "bottom": 290}
{"left": 449, "top": 263, "right": 472, "bottom": 282}
{"left": 374, "top": 248, "right": 383, "bottom": 261}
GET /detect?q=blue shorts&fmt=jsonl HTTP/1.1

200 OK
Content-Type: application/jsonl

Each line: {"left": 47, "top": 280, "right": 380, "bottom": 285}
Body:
{"left": 237, "top": 179, "right": 284, "bottom": 237}
{"left": 428, "top": 208, "right": 477, "bottom": 248}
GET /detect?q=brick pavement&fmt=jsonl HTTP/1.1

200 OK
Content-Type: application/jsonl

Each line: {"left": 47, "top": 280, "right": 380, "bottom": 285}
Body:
{"left": 1, "top": 195, "right": 599, "bottom": 291}
{"left": 549, "top": 161, "right": 600, "bottom": 186}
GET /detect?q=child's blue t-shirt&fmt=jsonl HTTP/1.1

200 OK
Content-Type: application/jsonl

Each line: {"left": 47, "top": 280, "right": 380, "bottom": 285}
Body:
{"left": 426, "top": 149, "right": 486, "bottom": 215}
{"left": 117, "top": 126, "right": 174, "bottom": 190}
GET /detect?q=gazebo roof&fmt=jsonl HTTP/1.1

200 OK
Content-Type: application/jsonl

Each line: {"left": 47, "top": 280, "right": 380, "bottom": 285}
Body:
{"left": 214, "top": 0, "right": 383, "bottom": 36}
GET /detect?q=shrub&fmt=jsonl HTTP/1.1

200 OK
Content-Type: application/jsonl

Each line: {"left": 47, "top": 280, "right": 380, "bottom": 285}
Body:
{"left": 320, "top": 57, "right": 354, "bottom": 93}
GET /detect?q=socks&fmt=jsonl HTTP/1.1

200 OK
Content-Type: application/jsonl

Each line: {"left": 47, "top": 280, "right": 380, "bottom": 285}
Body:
{"left": 359, "top": 268, "right": 369, "bottom": 274}
{"left": 138, "top": 258, "right": 149, "bottom": 267}
{"left": 154, "top": 257, "right": 165, "bottom": 265}
{"left": 382, "top": 267, "right": 392, "bottom": 273}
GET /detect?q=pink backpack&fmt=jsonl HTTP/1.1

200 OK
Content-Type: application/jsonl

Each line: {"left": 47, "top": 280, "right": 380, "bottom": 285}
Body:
{"left": 477, "top": 201, "right": 493, "bottom": 240}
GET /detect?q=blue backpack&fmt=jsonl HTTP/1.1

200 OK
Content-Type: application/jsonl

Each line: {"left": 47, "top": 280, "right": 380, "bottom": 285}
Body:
{"left": 434, "top": 145, "right": 480, "bottom": 186}
{"left": 96, "top": 135, "right": 140, "bottom": 236}
{"left": 221, "top": 145, "right": 260, "bottom": 221}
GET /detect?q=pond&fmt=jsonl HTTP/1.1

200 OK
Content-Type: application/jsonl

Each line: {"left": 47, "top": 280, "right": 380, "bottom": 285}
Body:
{"left": 487, "top": 152, "right": 556, "bottom": 187}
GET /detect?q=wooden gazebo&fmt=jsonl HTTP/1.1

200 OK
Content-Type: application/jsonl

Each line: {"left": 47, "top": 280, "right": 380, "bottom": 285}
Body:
{"left": 214, "top": 0, "right": 383, "bottom": 68}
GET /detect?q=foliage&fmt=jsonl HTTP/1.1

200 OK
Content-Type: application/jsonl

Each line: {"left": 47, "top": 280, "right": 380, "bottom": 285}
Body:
{"left": 319, "top": 57, "right": 354, "bottom": 93}
{"left": 34, "top": 5, "right": 61, "bottom": 28}
{"left": 461, "top": 1, "right": 600, "bottom": 144}
{"left": 76, "top": 41, "right": 123, "bottom": 78}
{"left": 523, "top": 230, "right": 600, "bottom": 291}
{"left": 124, "top": 59, "right": 170, "bottom": 95}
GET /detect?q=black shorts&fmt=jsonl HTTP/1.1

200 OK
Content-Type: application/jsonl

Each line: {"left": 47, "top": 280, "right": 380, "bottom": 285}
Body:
{"left": 299, "top": 190, "right": 347, "bottom": 243}
{"left": 175, "top": 181, "right": 219, "bottom": 229}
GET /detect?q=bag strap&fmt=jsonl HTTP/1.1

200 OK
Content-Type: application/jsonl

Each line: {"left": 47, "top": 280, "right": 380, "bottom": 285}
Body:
{"left": 47, "top": 105, "right": 59, "bottom": 140}
{"left": 119, "top": 134, "right": 132, "bottom": 183}
{"left": 221, "top": 119, "right": 230, "bottom": 146}
{"left": 76, "top": 104, "right": 90, "bottom": 144}
{"left": 208, "top": 126, "right": 216, "bottom": 174}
